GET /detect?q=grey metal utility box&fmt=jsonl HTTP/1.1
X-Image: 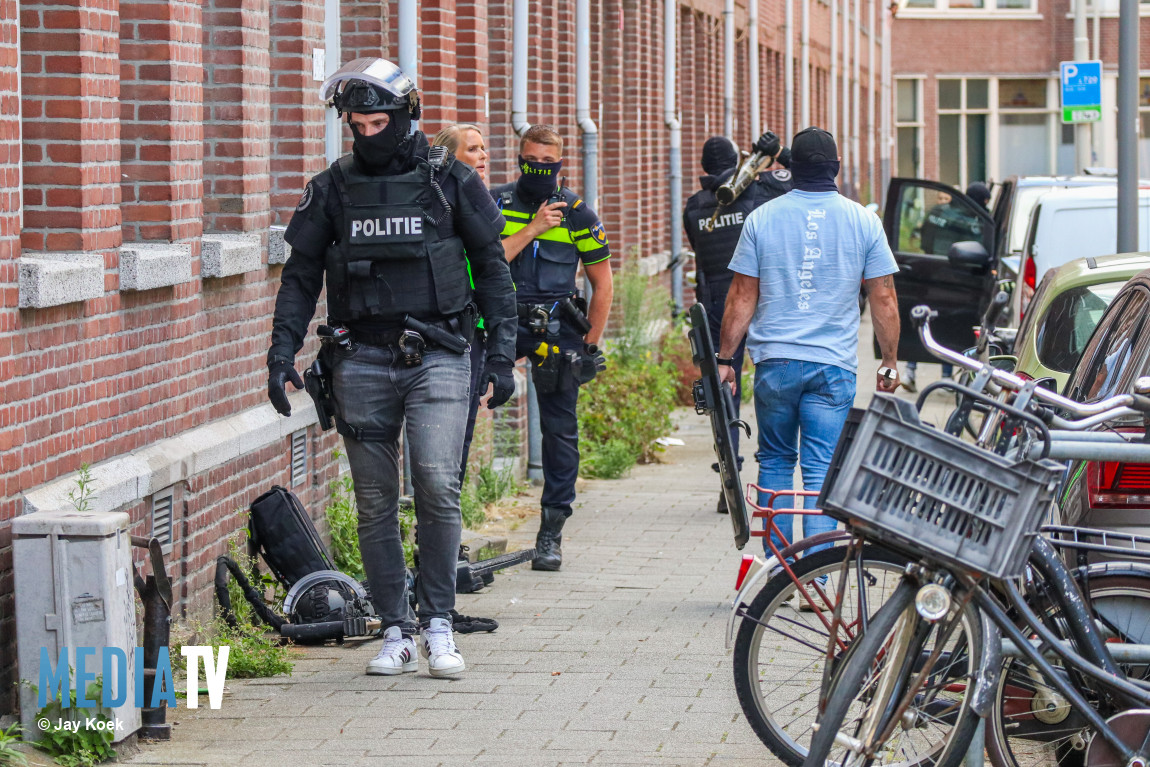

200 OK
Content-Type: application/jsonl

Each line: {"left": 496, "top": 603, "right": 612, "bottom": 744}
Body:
{"left": 13, "top": 510, "right": 140, "bottom": 742}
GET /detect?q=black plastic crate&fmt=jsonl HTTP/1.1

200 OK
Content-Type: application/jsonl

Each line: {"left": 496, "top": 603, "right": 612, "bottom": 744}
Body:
{"left": 819, "top": 395, "right": 1063, "bottom": 580}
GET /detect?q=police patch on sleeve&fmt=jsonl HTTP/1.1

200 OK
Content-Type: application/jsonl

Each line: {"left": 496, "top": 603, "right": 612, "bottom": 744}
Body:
{"left": 772, "top": 168, "right": 792, "bottom": 182}
{"left": 296, "top": 183, "right": 314, "bottom": 212}
{"left": 590, "top": 222, "right": 608, "bottom": 246}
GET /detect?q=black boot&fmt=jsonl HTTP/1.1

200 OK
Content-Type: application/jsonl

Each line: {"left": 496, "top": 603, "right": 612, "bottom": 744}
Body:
{"left": 532, "top": 506, "right": 567, "bottom": 571}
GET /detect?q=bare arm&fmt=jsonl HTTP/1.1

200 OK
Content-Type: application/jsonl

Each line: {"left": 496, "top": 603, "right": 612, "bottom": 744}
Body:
{"left": 717, "top": 272, "right": 760, "bottom": 392}
{"left": 864, "top": 272, "right": 901, "bottom": 393}
{"left": 582, "top": 260, "right": 614, "bottom": 346}
{"left": 500, "top": 200, "right": 567, "bottom": 262}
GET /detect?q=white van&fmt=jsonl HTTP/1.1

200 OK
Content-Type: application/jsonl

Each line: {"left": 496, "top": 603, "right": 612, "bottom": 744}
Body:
{"left": 1016, "top": 186, "right": 1150, "bottom": 321}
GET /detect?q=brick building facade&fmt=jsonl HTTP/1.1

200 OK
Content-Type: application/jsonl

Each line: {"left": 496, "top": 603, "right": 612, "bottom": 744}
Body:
{"left": 892, "top": 0, "right": 1150, "bottom": 191}
{"left": 0, "top": 0, "right": 883, "bottom": 714}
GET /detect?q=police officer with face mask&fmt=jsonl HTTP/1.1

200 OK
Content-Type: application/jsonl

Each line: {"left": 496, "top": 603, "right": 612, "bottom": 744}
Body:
{"left": 489, "top": 124, "right": 614, "bottom": 572}
{"left": 266, "top": 58, "right": 517, "bottom": 679}
{"left": 683, "top": 132, "right": 791, "bottom": 513}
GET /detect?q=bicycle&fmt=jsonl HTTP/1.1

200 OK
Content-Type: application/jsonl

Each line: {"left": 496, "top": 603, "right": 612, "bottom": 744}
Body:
{"left": 802, "top": 305, "right": 1150, "bottom": 767}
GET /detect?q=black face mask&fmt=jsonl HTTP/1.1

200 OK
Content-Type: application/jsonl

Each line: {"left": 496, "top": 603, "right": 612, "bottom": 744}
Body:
{"left": 350, "top": 110, "right": 412, "bottom": 173}
{"left": 791, "top": 160, "right": 841, "bottom": 193}
{"left": 516, "top": 156, "right": 562, "bottom": 201}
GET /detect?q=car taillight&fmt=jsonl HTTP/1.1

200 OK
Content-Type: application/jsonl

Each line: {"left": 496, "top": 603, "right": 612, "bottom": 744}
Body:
{"left": 1087, "top": 461, "right": 1150, "bottom": 509}
{"left": 1019, "top": 258, "right": 1037, "bottom": 323}
{"left": 1016, "top": 371, "right": 1034, "bottom": 382}
{"left": 735, "top": 554, "right": 756, "bottom": 591}
{"left": 1024, "top": 256, "right": 1036, "bottom": 290}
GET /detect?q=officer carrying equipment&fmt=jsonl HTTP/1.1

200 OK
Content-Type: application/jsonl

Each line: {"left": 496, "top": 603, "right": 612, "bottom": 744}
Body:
{"left": 269, "top": 57, "right": 519, "bottom": 677}
{"left": 710, "top": 131, "right": 783, "bottom": 225}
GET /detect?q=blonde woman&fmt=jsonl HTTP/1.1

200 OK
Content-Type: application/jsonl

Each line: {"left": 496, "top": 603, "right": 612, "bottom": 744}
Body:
{"left": 431, "top": 124, "right": 493, "bottom": 483}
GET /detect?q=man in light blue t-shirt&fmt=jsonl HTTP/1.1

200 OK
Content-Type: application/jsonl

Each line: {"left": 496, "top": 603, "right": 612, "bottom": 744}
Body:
{"left": 717, "top": 127, "right": 902, "bottom": 560}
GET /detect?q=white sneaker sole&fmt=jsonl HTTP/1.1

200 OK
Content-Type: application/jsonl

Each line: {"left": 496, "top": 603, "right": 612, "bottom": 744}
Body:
{"left": 426, "top": 657, "right": 465, "bottom": 677}
{"left": 366, "top": 658, "right": 418, "bottom": 676}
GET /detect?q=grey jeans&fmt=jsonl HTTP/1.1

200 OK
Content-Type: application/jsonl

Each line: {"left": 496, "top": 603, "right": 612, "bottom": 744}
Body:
{"left": 332, "top": 341, "right": 470, "bottom": 632}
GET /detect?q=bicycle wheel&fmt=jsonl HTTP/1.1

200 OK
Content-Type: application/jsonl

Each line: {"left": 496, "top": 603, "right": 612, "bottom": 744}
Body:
{"left": 733, "top": 545, "right": 909, "bottom": 766}
{"left": 988, "top": 570, "right": 1150, "bottom": 767}
{"left": 804, "top": 578, "right": 983, "bottom": 767}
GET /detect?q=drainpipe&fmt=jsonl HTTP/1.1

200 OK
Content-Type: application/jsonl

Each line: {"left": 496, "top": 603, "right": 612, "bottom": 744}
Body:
{"left": 1074, "top": 0, "right": 1091, "bottom": 173}
{"left": 785, "top": 0, "right": 794, "bottom": 140}
{"left": 398, "top": 0, "right": 417, "bottom": 128}
{"left": 323, "top": 0, "right": 341, "bottom": 163}
{"left": 724, "top": 0, "right": 735, "bottom": 138}
{"left": 800, "top": 0, "right": 810, "bottom": 129}
{"left": 852, "top": 0, "right": 861, "bottom": 199}
{"left": 512, "top": 0, "right": 530, "bottom": 136}
{"left": 868, "top": 0, "right": 876, "bottom": 202}
{"left": 880, "top": 2, "right": 892, "bottom": 200}
{"left": 666, "top": 0, "right": 684, "bottom": 315}
{"left": 841, "top": 0, "right": 850, "bottom": 190}
{"left": 576, "top": 0, "right": 598, "bottom": 300}
{"left": 830, "top": 0, "right": 837, "bottom": 143}
{"left": 749, "top": 0, "right": 760, "bottom": 138}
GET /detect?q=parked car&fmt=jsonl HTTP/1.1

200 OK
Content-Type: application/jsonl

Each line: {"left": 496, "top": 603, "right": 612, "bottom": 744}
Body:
{"left": 1015, "top": 186, "right": 1150, "bottom": 323}
{"left": 1012, "top": 253, "right": 1150, "bottom": 392}
{"left": 882, "top": 173, "right": 1121, "bottom": 362}
{"left": 1053, "top": 267, "right": 1150, "bottom": 533}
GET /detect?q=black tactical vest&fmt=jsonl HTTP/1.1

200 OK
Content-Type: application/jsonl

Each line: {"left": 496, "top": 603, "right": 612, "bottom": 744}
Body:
{"left": 324, "top": 154, "right": 469, "bottom": 323}
{"left": 686, "top": 173, "right": 755, "bottom": 279}
{"left": 498, "top": 186, "right": 581, "bottom": 301}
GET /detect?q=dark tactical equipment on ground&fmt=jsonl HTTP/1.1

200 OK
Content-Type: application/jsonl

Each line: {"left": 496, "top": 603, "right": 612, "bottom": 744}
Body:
{"left": 688, "top": 303, "right": 752, "bottom": 549}
{"left": 214, "top": 485, "right": 531, "bottom": 642}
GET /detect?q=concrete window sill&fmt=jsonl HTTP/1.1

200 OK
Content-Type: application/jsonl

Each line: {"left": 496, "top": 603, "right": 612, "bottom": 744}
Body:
{"left": 119, "top": 242, "right": 194, "bottom": 291}
{"left": 268, "top": 225, "right": 291, "bottom": 265}
{"left": 201, "top": 233, "right": 263, "bottom": 278}
{"left": 18, "top": 253, "right": 104, "bottom": 309}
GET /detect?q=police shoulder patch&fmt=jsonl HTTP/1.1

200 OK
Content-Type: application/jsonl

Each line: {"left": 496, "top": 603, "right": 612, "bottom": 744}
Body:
{"left": 296, "top": 183, "right": 314, "bottom": 212}
{"left": 572, "top": 198, "right": 584, "bottom": 211}
{"left": 590, "top": 222, "right": 608, "bottom": 246}
{"left": 772, "top": 169, "right": 792, "bottom": 182}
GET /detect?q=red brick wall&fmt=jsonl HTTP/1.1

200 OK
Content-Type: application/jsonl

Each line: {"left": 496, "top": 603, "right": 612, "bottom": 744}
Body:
{"left": 119, "top": 0, "right": 204, "bottom": 244}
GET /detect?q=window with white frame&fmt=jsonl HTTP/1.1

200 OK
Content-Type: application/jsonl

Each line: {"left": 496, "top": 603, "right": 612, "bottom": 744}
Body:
{"left": 903, "top": 0, "right": 1036, "bottom": 13}
{"left": 937, "top": 78, "right": 989, "bottom": 189}
{"left": 896, "top": 78, "right": 924, "bottom": 178}
{"left": 1139, "top": 77, "right": 1150, "bottom": 179}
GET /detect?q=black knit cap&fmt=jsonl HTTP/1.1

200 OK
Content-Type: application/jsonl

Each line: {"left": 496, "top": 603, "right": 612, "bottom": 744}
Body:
{"left": 791, "top": 127, "right": 838, "bottom": 164}
{"left": 701, "top": 136, "right": 738, "bottom": 175}
{"left": 966, "top": 182, "right": 991, "bottom": 207}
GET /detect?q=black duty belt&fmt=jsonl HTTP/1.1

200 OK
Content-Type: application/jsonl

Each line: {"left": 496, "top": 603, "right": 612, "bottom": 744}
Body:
{"left": 349, "top": 317, "right": 465, "bottom": 350}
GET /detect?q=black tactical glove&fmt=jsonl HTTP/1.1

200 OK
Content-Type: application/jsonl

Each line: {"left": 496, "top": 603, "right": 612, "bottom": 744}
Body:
{"left": 577, "top": 343, "right": 607, "bottom": 385}
{"left": 483, "top": 356, "right": 516, "bottom": 409}
{"left": 753, "top": 131, "right": 781, "bottom": 158}
{"left": 268, "top": 360, "right": 305, "bottom": 417}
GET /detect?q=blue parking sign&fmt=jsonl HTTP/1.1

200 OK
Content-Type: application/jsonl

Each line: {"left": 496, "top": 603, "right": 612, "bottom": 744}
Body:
{"left": 1061, "top": 60, "right": 1102, "bottom": 123}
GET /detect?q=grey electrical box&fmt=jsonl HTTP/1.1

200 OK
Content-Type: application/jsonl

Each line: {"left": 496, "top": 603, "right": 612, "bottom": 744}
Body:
{"left": 13, "top": 510, "right": 140, "bottom": 742}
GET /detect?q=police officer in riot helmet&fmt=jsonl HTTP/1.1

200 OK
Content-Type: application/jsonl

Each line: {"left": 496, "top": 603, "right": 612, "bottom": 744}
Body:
{"left": 490, "top": 124, "right": 614, "bottom": 572}
{"left": 683, "top": 131, "right": 791, "bottom": 514}
{"left": 266, "top": 58, "right": 517, "bottom": 678}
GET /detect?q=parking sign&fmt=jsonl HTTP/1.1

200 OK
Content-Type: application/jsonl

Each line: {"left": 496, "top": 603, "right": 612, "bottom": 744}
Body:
{"left": 1060, "top": 60, "right": 1103, "bottom": 123}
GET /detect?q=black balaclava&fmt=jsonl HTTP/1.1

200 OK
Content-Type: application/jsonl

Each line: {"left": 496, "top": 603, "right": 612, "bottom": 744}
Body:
{"left": 790, "top": 127, "right": 840, "bottom": 193}
{"left": 516, "top": 156, "right": 563, "bottom": 202}
{"left": 701, "top": 136, "right": 738, "bottom": 176}
{"left": 350, "top": 108, "right": 413, "bottom": 174}
{"left": 966, "top": 182, "right": 991, "bottom": 210}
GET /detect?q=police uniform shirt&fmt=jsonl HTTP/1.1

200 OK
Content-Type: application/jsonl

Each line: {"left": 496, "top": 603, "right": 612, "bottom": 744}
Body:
{"left": 269, "top": 135, "right": 516, "bottom": 366}
{"left": 489, "top": 184, "right": 611, "bottom": 304}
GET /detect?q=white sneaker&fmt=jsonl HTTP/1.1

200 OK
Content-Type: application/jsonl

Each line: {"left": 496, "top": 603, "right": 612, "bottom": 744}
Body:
{"left": 366, "top": 626, "right": 417, "bottom": 676}
{"left": 420, "top": 617, "right": 466, "bottom": 677}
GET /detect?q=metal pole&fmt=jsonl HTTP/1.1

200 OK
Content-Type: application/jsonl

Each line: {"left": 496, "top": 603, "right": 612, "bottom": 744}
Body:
{"left": 1074, "top": 0, "right": 1091, "bottom": 173}
{"left": 852, "top": 0, "right": 861, "bottom": 199}
{"left": 576, "top": 0, "right": 598, "bottom": 301}
{"left": 323, "top": 0, "right": 342, "bottom": 163}
{"left": 868, "top": 0, "right": 877, "bottom": 203}
{"left": 666, "top": 0, "right": 684, "bottom": 315}
{"left": 1092, "top": 0, "right": 1102, "bottom": 164}
{"left": 398, "top": 0, "right": 417, "bottom": 131}
{"left": 785, "top": 0, "right": 795, "bottom": 141}
{"left": 512, "top": 0, "right": 530, "bottom": 135}
{"left": 830, "top": 0, "right": 838, "bottom": 141}
{"left": 724, "top": 0, "right": 735, "bottom": 138}
{"left": 841, "top": 0, "right": 850, "bottom": 187}
{"left": 801, "top": 0, "right": 810, "bottom": 129}
{"left": 749, "top": 0, "right": 760, "bottom": 138}
{"left": 1118, "top": 0, "right": 1139, "bottom": 252}
{"left": 526, "top": 366, "right": 543, "bottom": 482}
{"left": 880, "top": 2, "right": 892, "bottom": 199}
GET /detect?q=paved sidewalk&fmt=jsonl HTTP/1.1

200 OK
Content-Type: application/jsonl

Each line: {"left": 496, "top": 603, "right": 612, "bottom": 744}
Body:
{"left": 125, "top": 313, "right": 952, "bottom": 767}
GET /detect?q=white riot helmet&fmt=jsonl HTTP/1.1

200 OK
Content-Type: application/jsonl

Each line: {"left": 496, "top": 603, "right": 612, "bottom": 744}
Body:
{"left": 320, "top": 57, "right": 421, "bottom": 118}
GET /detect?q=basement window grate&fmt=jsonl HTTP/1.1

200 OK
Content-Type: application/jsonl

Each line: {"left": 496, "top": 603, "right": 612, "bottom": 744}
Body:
{"left": 151, "top": 488, "right": 173, "bottom": 550}
{"left": 291, "top": 430, "right": 307, "bottom": 487}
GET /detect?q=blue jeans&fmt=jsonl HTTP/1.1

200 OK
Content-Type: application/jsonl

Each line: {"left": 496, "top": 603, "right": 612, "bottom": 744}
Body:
{"left": 332, "top": 342, "right": 471, "bottom": 633}
{"left": 753, "top": 360, "right": 856, "bottom": 557}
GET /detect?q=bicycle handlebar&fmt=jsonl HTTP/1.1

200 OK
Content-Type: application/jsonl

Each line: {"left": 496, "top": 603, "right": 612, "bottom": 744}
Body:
{"left": 911, "top": 305, "right": 1148, "bottom": 428}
